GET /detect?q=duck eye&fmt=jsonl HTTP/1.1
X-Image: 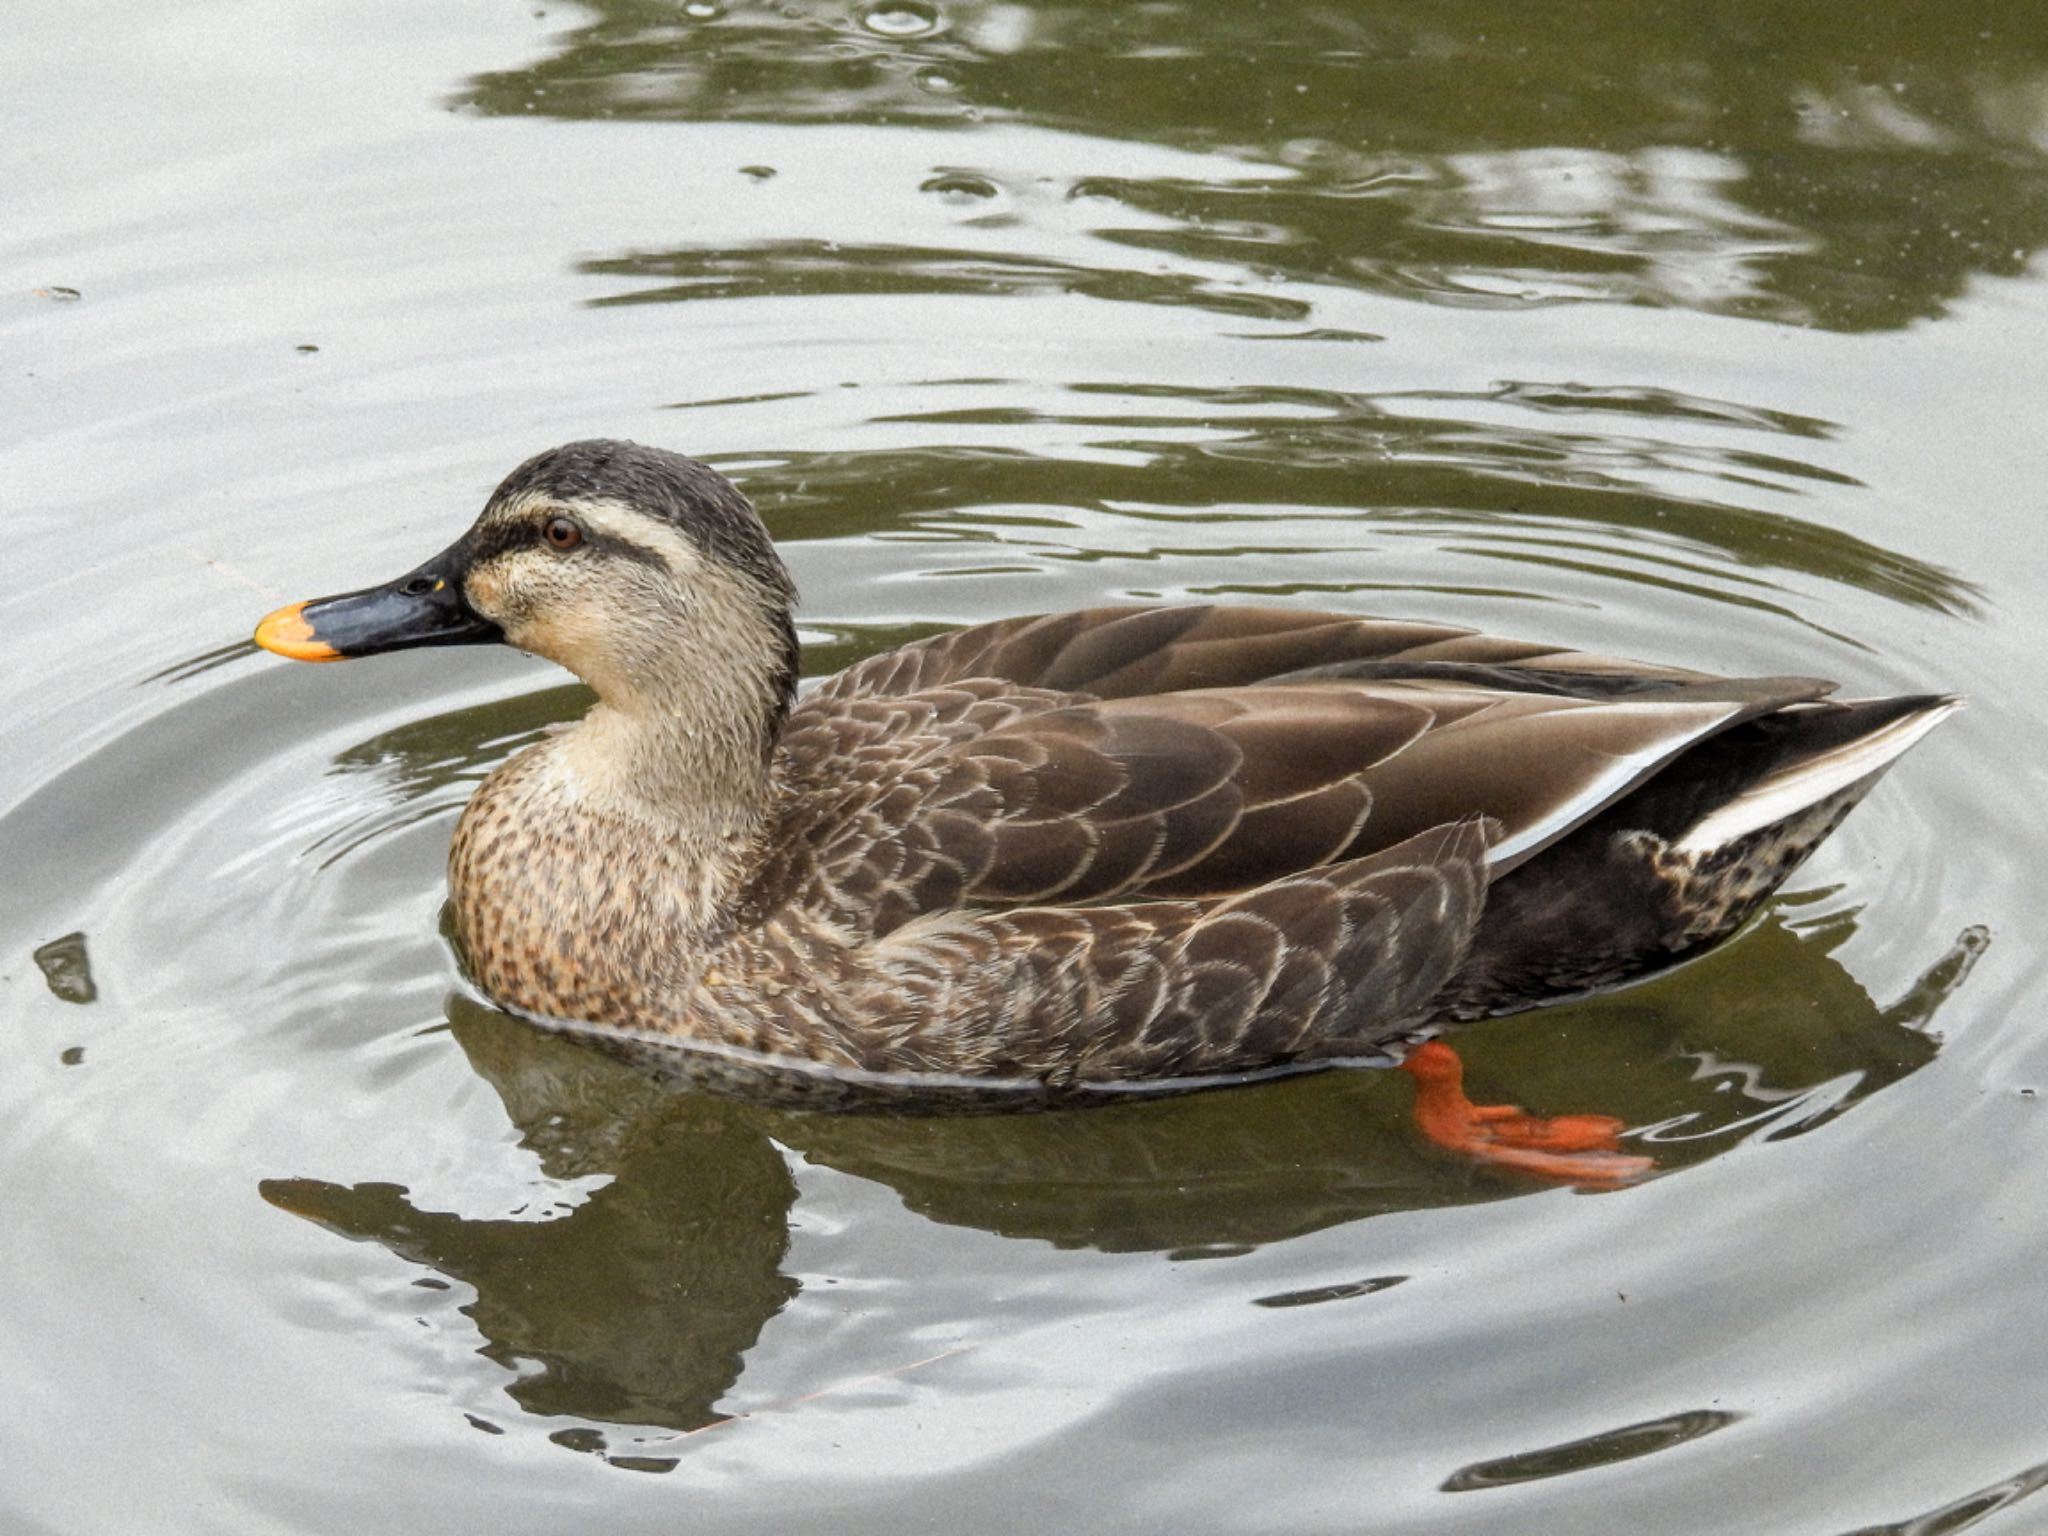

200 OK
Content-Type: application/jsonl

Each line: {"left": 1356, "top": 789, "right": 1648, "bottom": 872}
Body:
{"left": 541, "top": 516, "right": 583, "bottom": 551}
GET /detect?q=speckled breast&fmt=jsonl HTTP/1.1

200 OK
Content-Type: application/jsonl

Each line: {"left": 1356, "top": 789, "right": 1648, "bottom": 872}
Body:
{"left": 446, "top": 749, "right": 699, "bottom": 1034}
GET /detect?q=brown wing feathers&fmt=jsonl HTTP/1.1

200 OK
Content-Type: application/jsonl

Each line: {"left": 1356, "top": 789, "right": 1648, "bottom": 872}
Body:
{"left": 809, "top": 603, "right": 1724, "bottom": 706}
{"left": 859, "top": 819, "right": 1491, "bottom": 1080}
{"left": 964, "top": 689, "right": 1434, "bottom": 903}
{"left": 780, "top": 684, "right": 1444, "bottom": 926}
{"left": 781, "top": 675, "right": 1803, "bottom": 928}
{"left": 750, "top": 603, "right": 1919, "bottom": 1079}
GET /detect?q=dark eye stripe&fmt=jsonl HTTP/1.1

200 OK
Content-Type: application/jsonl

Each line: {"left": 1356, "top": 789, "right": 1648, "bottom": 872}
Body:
{"left": 583, "top": 529, "right": 667, "bottom": 569}
{"left": 462, "top": 518, "right": 666, "bottom": 570}
{"left": 463, "top": 520, "right": 532, "bottom": 566}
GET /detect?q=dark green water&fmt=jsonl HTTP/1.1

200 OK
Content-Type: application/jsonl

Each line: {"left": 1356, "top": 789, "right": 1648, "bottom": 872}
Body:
{"left": 6, "top": 1, "right": 2048, "bottom": 1529}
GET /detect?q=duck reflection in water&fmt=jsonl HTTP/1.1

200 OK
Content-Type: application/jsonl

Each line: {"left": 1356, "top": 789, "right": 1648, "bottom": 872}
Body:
{"left": 262, "top": 908, "right": 1981, "bottom": 1441}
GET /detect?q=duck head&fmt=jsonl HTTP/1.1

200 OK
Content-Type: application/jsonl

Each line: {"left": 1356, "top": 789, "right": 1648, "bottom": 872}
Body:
{"left": 254, "top": 440, "right": 800, "bottom": 751}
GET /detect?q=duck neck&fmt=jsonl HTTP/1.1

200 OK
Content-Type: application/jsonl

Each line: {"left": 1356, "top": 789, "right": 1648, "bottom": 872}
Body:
{"left": 554, "top": 629, "right": 794, "bottom": 931}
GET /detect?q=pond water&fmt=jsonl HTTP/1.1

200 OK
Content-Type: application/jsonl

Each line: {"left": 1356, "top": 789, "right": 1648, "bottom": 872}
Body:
{"left": 8, "top": 1, "right": 2048, "bottom": 1530}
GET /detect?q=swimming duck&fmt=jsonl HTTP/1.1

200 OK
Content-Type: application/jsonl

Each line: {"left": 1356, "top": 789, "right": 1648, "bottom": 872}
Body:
{"left": 255, "top": 439, "right": 1953, "bottom": 1178}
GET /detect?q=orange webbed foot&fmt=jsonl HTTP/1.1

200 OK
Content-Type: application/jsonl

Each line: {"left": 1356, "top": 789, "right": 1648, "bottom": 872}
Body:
{"left": 1399, "top": 1041, "right": 1655, "bottom": 1187}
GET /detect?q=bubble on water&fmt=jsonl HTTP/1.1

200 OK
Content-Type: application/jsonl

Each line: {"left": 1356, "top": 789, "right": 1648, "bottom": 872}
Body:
{"left": 915, "top": 67, "right": 960, "bottom": 94}
{"left": 861, "top": 1, "right": 940, "bottom": 38}
{"left": 682, "top": 0, "right": 723, "bottom": 16}
{"left": 920, "top": 172, "right": 998, "bottom": 204}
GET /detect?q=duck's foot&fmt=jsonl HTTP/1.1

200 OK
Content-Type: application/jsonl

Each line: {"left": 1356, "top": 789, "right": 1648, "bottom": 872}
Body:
{"left": 1398, "top": 1041, "right": 1655, "bottom": 1187}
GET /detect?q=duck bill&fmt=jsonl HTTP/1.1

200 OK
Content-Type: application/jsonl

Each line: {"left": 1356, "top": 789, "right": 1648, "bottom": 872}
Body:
{"left": 253, "top": 557, "right": 501, "bottom": 662}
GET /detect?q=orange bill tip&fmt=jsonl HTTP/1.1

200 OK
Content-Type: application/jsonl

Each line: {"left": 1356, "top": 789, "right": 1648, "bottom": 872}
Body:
{"left": 253, "top": 600, "right": 344, "bottom": 662}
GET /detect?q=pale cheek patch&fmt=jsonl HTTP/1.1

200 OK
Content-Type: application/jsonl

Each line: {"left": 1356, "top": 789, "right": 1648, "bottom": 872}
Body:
{"left": 465, "top": 565, "right": 510, "bottom": 617}
{"left": 482, "top": 558, "right": 636, "bottom": 680}
{"left": 523, "top": 599, "right": 616, "bottom": 671}
{"left": 467, "top": 559, "right": 568, "bottom": 658}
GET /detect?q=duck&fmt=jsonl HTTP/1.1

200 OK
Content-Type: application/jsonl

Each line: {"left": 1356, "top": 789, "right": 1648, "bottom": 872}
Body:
{"left": 254, "top": 439, "right": 1955, "bottom": 1181}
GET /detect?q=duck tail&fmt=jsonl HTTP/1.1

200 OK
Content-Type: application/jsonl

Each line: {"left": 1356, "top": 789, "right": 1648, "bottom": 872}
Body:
{"left": 1669, "top": 693, "right": 1958, "bottom": 856}
{"left": 1434, "top": 692, "right": 1957, "bottom": 1022}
